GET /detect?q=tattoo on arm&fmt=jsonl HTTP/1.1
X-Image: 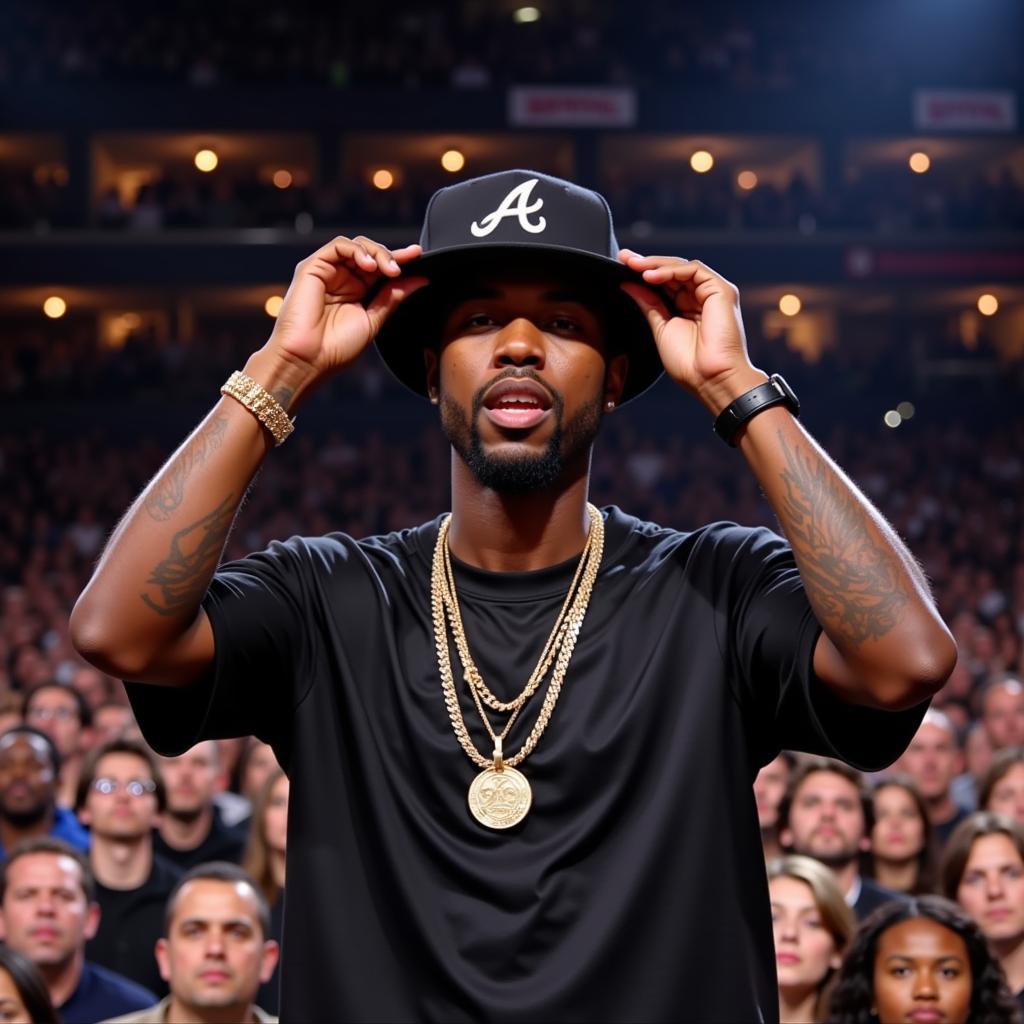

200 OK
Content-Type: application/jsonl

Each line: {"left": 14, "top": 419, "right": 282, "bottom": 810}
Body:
{"left": 144, "top": 416, "right": 228, "bottom": 521}
{"left": 141, "top": 494, "right": 237, "bottom": 616}
{"left": 777, "top": 432, "right": 908, "bottom": 646}
{"left": 272, "top": 387, "right": 294, "bottom": 410}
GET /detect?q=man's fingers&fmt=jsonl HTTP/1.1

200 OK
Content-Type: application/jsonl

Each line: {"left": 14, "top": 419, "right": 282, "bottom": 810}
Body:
{"left": 365, "top": 276, "right": 429, "bottom": 336}
{"left": 620, "top": 282, "right": 672, "bottom": 335}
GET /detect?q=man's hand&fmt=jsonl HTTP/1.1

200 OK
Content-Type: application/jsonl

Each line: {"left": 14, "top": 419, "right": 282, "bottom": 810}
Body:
{"left": 267, "top": 236, "right": 427, "bottom": 380}
{"left": 617, "top": 249, "right": 766, "bottom": 415}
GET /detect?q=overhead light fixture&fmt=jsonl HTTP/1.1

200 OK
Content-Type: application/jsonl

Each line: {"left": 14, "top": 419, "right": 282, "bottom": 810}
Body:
{"left": 194, "top": 149, "right": 219, "bottom": 172}
{"left": 908, "top": 152, "right": 930, "bottom": 174}
{"left": 272, "top": 170, "right": 293, "bottom": 189}
{"left": 778, "top": 294, "right": 801, "bottom": 316}
{"left": 977, "top": 293, "right": 998, "bottom": 316}
{"left": 264, "top": 295, "right": 284, "bottom": 318}
{"left": 737, "top": 171, "right": 758, "bottom": 190}
{"left": 372, "top": 169, "right": 395, "bottom": 190}
{"left": 690, "top": 150, "right": 714, "bottom": 173}
{"left": 43, "top": 296, "right": 67, "bottom": 319}
{"left": 514, "top": 6, "right": 541, "bottom": 23}
{"left": 441, "top": 149, "right": 465, "bottom": 173}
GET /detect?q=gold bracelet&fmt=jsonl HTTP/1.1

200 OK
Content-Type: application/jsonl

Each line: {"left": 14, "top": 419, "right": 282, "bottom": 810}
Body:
{"left": 220, "top": 370, "right": 295, "bottom": 446}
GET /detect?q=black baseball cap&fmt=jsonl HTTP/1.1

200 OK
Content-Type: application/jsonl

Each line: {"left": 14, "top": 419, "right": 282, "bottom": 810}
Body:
{"left": 373, "top": 169, "right": 665, "bottom": 405}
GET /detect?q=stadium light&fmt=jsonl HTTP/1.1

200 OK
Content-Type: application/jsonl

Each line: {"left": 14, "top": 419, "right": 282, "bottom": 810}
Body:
{"left": 908, "top": 152, "right": 930, "bottom": 174}
{"left": 441, "top": 150, "right": 465, "bottom": 173}
{"left": 272, "top": 170, "right": 293, "bottom": 189}
{"left": 977, "top": 293, "right": 999, "bottom": 316}
{"left": 514, "top": 7, "right": 541, "bottom": 23}
{"left": 690, "top": 150, "right": 714, "bottom": 173}
{"left": 194, "top": 149, "right": 219, "bottom": 172}
{"left": 264, "top": 295, "right": 284, "bottom": 318}
{"left": 884, "top": 410, "right": 902, "bottom": 428}
{"left": 372, "top": 169, "right": 395, "bottom": 190}
{"left": 896, "top": 401, "right": 916, "bottom": 420}
{"left": 43, "top": 296, "right": 67, "bottom": 319}
{"left": 778, "top": 294, "right": 801, "bottom": 316}
{"left": 737, "top": 171, "right": 758, "bottom": 190}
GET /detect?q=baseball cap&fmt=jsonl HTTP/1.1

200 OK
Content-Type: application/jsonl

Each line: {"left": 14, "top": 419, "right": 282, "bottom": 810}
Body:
{"left": 373, "top": 169, "right": 665, "bottom": 405}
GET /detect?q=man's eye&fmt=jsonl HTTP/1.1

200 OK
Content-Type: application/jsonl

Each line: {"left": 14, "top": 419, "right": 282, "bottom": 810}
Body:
{"left": 941, "top": 967, "right": 962, "bottom": 979}
{"left": 465, "top": 313, "right": 495, "bottom": 329}
{"left": 549, "top": 316, "right": 581, "bottom": 333}
{"left": 890, "top": 966, "right": 911, "bottom": 978}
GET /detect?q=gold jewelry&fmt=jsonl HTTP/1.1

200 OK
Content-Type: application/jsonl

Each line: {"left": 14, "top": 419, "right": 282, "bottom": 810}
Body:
{"left": 431, "top": 504, "right": 604, "bottom": 829}
{"left": 220, "top": 370, "right": 295, "bottom": 446}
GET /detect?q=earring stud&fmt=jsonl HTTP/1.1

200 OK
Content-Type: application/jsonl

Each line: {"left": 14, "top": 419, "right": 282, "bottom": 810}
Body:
{"left": 605, "top": 400, "right": 615, "bottom": 411}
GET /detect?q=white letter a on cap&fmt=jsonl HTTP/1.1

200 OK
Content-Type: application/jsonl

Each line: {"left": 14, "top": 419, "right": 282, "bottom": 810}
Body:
{"left": 470, "top": 178, "right": 547, "bottom": 237}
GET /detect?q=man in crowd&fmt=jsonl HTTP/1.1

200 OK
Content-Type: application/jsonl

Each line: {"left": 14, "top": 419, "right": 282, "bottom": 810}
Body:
{"left": 103, "top": 862, "right": 279, "bottom": 1024}
{"left": 71, "top": 169, "right": 955, "bottom": 1020}
{"left": 0, "top": 837, "right": 156, "bottom": 1022}
{"left": 0, "top": 726, "right": 89, "bottom": 857}
{"left": 778, "top": 756, "right": 903, "bottom": 920}
{"left": 754, "top": 751, "right": 796, "bottom": 861}
{"left": 154, "top": 742, "right": 245, "bottom": 871}
{"left": 982, "top": 676, "right": 1024, "bottom": 752}
{"left": 24, "top": 681, "right": 93, "bottom": 809}
{"left": 77, "top": 737, "right": 181, "bottom": 997}
{"left": 897, "top": 708, "right": 970, "bottom": 846}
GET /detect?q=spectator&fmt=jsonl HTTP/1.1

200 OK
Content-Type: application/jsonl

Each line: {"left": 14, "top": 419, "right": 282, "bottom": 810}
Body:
{"left": 0, "top": 727, "right": 89, "bottom": 857}
{"left": 242, "top": 770, "right": 287, "bottom": 1016}
{"left": 952, "top": 720, "right": 995, "bottom": 813}
{"left": 828, "top": 895, "right": 1020, "bottom": 1024}
{"left": 0, "top": 837, "right": 156, "bottom": 1023}
{"left": 24, "top": 683, "right": 92, "bottom": 808}
{"left": 778, "top": 757, "right": 903, "bottom": 920}
{"left": 898, "top": 709, "right": 970, "bottom": 845}
{"left": 76, "top": 738, "right": 180, "bottom": 997}
{"left": 981, "top": 748, "right": 1024, "bottom": 828}
{"left": 236, "top": 740, "right": 281, "bottom": 807}
{"left": 755, "top": 751, "right": 796, "bottom": 861}
{"left": 154, "top": 742, "right": 245, "bottom": 872}
{"left": 0, "top": 944, "right": 59, "bottom": 1024}
{"left": 0, "top": 690, "right": 24, "bottom": 736}
{"left": 982, "top": 677, "right": 1024, "bottom": 752}
{"left": 91, "top": 703, "right": 137, "bottom": 747}
{"left": 102, "top": 862, "right": 279, "bottom": 1024}
{"left": 941, "top": 812, "right": 1024, "bottom": 1011}
{"left": 869, "top": 776, "right": 937, "bottom": 895}
{"left": 768, "top": 854, "right": 855, "bottom": 1024}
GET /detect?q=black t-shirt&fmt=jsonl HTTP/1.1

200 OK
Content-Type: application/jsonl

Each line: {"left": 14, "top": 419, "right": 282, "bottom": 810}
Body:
{"left": 126, "top": 507, "right": 927, "bottom": 1023}
{"left": 86, "top": 853, "right": 181, "bottom": 997}
{"left": 152, "top": 806, "right": 246, "bottom": 871}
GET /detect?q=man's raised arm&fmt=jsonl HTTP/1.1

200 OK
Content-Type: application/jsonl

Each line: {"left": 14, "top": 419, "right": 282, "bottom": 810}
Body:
{"left": 70, "top": 237, "right": 425, "bottom": 686}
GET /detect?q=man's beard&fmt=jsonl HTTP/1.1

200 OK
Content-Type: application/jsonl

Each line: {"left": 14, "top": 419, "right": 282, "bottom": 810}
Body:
{"left": 440, "top": 375, "right": 604, "bottom": 494}
{"left": 0, "top": 800, "right": 49, "bottom": 828}
{"left": 792, "top": 837, "right": 860, "bottom": 870}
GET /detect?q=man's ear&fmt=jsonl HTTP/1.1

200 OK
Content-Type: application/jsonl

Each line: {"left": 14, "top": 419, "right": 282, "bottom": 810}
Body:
{"left": 259, "top": 940, "right": 281, "bottom": 984}
{"left": 155, "top": 938, "right": 171, "bottom": 983}
{"left": 424, "top": 349, "right": 440, "bottom": 404}
{"left": 604, "top": 353, "right": 629, "bottom": 408}
{"left": 83, "top": 902, "right": 101, "bottom": 942}
{"left": 778, "top": 828, "right": 793, "bottom": 850}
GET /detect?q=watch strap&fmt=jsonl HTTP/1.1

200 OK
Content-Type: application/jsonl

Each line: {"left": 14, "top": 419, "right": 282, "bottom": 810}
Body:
{"left": 713, "top": 373, "right": 800, "bottom": 447}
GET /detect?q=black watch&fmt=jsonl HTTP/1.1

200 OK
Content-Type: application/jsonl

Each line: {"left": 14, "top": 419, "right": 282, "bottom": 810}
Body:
{"left": 713, "top": 373, "right": 800, "bottom": 447}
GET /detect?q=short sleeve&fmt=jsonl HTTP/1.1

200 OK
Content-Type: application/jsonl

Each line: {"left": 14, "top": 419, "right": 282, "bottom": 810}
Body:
{"left": 124, "top": 536, "right": 315, "bottom": 758}
{"left": 712, "top": 524, "right": 928, "bottom": 772}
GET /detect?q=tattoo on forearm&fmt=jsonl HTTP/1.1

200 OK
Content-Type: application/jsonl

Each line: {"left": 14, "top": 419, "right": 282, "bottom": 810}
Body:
{"left": 272, "top": 387, "right": 294, "bottom": 410}
{"left": 144, "top": 416, "right": 228, "bottom": 521}
{"left": 141, "top": 494, "right": 237, "bottom": 616}
{"left": 777, "top": 433, "right": 908, "bottom": 646}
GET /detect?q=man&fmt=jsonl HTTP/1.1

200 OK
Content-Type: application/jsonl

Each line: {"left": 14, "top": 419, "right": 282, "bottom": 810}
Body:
{"left": 154, "top": 742, "right": 246, "bottom": 871}
{"left": 77, "top": 737, "right": 181, "bottom": 996}
{"left": 70, "top": 169, "right": 955, "bottom": 1021}
{"left": 981, "top": 676, "right": 1024, "bottom": 751}
{"left": 24, "top": 682, "right": 93, "bottom": 809}
{"left": 101, "top": 862, "right": 279, "bottom": 1024}
{"left": 0, "top": 726, "right": 89, "bottom": 857}
{"left": 778, "top": 756, "right": 903, "bottom": 920}
{"left": 754, "top": 750, "right": 797, "bottom": 861}
{"left": 0, "top": 837, "right": 156, "bottom": 1022}
{"left": 897, "top": 708, "right": 970, "bottom": 846}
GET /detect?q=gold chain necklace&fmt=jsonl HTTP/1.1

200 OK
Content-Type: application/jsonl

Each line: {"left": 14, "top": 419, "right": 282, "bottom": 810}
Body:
{"left": 431, "top": 504, "right": 604, "bottom": 830}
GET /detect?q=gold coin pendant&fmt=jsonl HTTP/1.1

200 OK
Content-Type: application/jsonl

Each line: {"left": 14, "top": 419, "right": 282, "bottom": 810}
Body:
{"left": 468, "top": 766, "right": 532, "bottom": 830}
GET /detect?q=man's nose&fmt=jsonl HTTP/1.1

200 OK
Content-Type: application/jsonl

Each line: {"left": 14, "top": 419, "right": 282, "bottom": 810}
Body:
{"left": 493, "top": 319, "right": 545, "bottom": 368}
{"left": 912, "top": 969, "right": 938, "bottom": 1000}
{"left": 987, "top": 872, "right": 1006, "bottom": 900}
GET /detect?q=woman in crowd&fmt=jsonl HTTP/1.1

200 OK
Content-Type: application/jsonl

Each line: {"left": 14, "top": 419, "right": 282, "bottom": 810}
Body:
{"left": 768, "top": 854, "right": 855, "bottom": 1023}
{"left": 981, "top": 748, "right": 1024, "bottom": 828}
{"left": 942, "top": 812, "right": 1024, "bottom": 1012}
{"left": 828, "top": 894, "right": 1021, "bottom": 1024}
{"left": 0, "top": 946, "right": 59, "bottom": 1024}
{"left": 870, "top": 775, "right": 938, "bottom": 894}
{"left": 243, "top": 768, "right": 289, "bottom": 1016}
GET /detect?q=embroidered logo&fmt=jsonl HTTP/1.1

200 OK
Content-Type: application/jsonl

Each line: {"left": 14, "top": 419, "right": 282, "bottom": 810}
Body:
{"left": 470, "top": 178, "right": 547, "bottom": 237}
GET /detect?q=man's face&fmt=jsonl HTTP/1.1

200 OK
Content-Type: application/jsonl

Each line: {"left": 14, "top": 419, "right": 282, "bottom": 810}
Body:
{"left": 427, "top": 276, "right": 626, "bottom": 495}
{"left": 156, "top": 879, "right": 278, "bottom": 1012}
{"left": 80, "top": 752, "right": 160, "bottom": 841}
{"left": 160, "top": 742, "right": 220, "bottom": 820}
{"left": 899, "top": 722, "right": 962, "bottom": 801}
{"left": 780, "top": 771, "right": 869, "bottom": 867}
{"left": 754, "top": 755, "right": 791, "bottom": 831}
{"left": 986, "top": 763, "right": 1024, "bottom": 828}
{"left": 24, "top": 688, "right": 82, "bottom": 760}
{"left": 0, "top": 735, "right": 56, "bottom": 823}
{"left": 956, "top": 833, "right": 1024, "bottom": 945}
{"left": 0, "top": 852, "right": 99, "bottom": 968}
{"left": 983, "top": 682, "right": 1024, "bottom": 750}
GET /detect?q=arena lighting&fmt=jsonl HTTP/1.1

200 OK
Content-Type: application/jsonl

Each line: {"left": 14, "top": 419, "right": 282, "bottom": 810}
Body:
{"left": 441, "top": 149, "right": 466, "bottom": 173}
{"left": 513, "top": 6, "right": 541, "bottom": 23}
{"left": 778, "top": 293, "right": 801, "bottom": 316}
{"left": 42, "top": 296, "right": 67, "bottom": 319}
{"left": 272, "top": 170, "right": 293, "bottom": 189}
{"left": 737, "top": 170, "right": 758, "bottom": 190}
{"left": 264, "top": 295, "right": 284, "bottom": 318}
{"left": 896, "top": 401, "right": 916, "bottom": 420}
{"left": 193, "top": 149, "right": 219, "bottom": 172}
{"left": 977, "top": 293, "right": 999, "bottom": 316}
{"left": 372, "top": 169, "right": 394, "bottom": 190}
{"left": 690, "top": 150, "right": 714, "bottom": 173}
{"left": 909, "top": 152, "right": 931, "bottom": 174}
{"left": 883, "top": 410, "right": 903, "bottom": 428}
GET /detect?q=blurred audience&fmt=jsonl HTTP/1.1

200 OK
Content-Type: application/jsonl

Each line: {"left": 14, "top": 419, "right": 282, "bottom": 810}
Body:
{"left": 868, "top": 776, "right": 937, "bottom": 896}
{"left": 756, "top": 752, "right": 796, "bottom": 862}
{"left": 0, "top": 944, "right": 59, "bottom": 1024}
{"left": 24, "top": 682, "right": 92, "bottom": 809}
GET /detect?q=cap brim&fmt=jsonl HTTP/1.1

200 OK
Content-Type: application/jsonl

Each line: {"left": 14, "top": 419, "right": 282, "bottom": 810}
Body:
{"left": 373, "top": 245, "right": 665, "bottom": 405}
